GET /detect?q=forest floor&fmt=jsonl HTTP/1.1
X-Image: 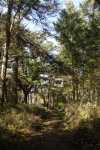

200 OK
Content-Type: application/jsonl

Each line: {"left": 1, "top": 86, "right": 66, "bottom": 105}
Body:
{"left": 0, "top": 107, "right": 72, "bottom": 150}
{"left": 38, "top": 109, "right": 69, "bottom": 150}
{"left": 0, "top": 105, "right": 100, "bottom": 150}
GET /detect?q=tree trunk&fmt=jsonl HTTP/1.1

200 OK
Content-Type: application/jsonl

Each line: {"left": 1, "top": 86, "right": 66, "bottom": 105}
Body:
{"left": 72, "top": 46, "right": 76, "bottom": 101}
{"left": 23, "top": 91, "right": 28, "bottom": 104}
{"left": 0, "top": 1, "right": 13, "bottom": 106}
{"left": 13, "top": 56, "right": 18, "bottom": 104}
{"left": 72, "top": 80, "right": 76, "bottom": 101}
{"left": 0, "top": 43, "right": 8, "bottom": 106}
{"left": 40, "top": 87, "right": 46, "bottom": 106}
{"left": 76, "top": 81, "right": 79, "bottom": 101}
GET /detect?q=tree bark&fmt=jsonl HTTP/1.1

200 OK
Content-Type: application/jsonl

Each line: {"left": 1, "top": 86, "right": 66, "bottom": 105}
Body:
{"left": 1, "top": 43, "right": 8, "bottom": 106}
{"left": 13, "top": 56, "right": 18, "bottom": 104}
{"left": 23, "top": 91, "right": 28, "bottom": 104}
{"left": 0, "top": 0, "right": 13, "bottom": 106}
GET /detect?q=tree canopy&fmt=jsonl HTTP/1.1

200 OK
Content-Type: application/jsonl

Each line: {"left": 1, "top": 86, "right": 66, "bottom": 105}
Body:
{"left": 0, "top": 0, "right": 100, "bottom": 106}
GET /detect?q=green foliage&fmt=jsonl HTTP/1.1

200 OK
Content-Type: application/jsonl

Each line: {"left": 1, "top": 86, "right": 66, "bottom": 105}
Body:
{"left": 0, "top": 104, "right": 50, "bottom": 133}
{"left": 57, "top": 102, "right": 65, "bottom": 109}
{"left": 54, "top": 0, "right": 100, "bottom": 102}
{"left": 60, "top": 102, "right": 100, "bottom": 150}
{"left": 63, "top": 102, "right": 100, "bottom": 129}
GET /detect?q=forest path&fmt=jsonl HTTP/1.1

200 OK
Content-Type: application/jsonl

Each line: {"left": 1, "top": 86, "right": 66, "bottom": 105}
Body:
{"left": 19, "top": 108, "right": 69, "bottom": 150}
{"left": 0, "top": 108, "right": 73, "bottom": 150}
{"left": 38, "top": 109, "right": 69, "bottom": 150}
{"left": 0, "top": 107, "right": 99, "bottom": 150}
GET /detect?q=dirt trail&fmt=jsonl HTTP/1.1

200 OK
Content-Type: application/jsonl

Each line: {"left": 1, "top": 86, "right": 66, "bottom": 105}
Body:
{"left": 40, "top": 109, "right": 68, "bottom": 150}
{"left": 0, "top": 109, "right": 70, "bottom": 150}
{"left": 1, "top": 108, "right": 99, "bottom": 150}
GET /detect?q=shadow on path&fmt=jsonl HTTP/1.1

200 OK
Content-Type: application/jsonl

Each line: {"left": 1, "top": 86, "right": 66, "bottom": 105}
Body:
{"left": 0, "top": 109, "right": 100, "bottom": 150}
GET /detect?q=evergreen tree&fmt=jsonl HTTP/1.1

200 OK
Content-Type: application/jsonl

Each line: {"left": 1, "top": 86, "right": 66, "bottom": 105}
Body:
{"left": 54, "top": 0, "right": 100, "bottom": 102}
{"left": 0, "top": 0, "right": 59, "bottom": 105}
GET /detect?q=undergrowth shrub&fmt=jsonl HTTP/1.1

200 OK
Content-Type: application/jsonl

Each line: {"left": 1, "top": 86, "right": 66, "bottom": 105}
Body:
{"left": 64, "top": 102, "right": 100, "bottom": 129}
{"left": 63, "top": 102, "right": 100, "bottom": 150}
{"left": 0, "top": 104, "right": 49, "bottom": 133}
